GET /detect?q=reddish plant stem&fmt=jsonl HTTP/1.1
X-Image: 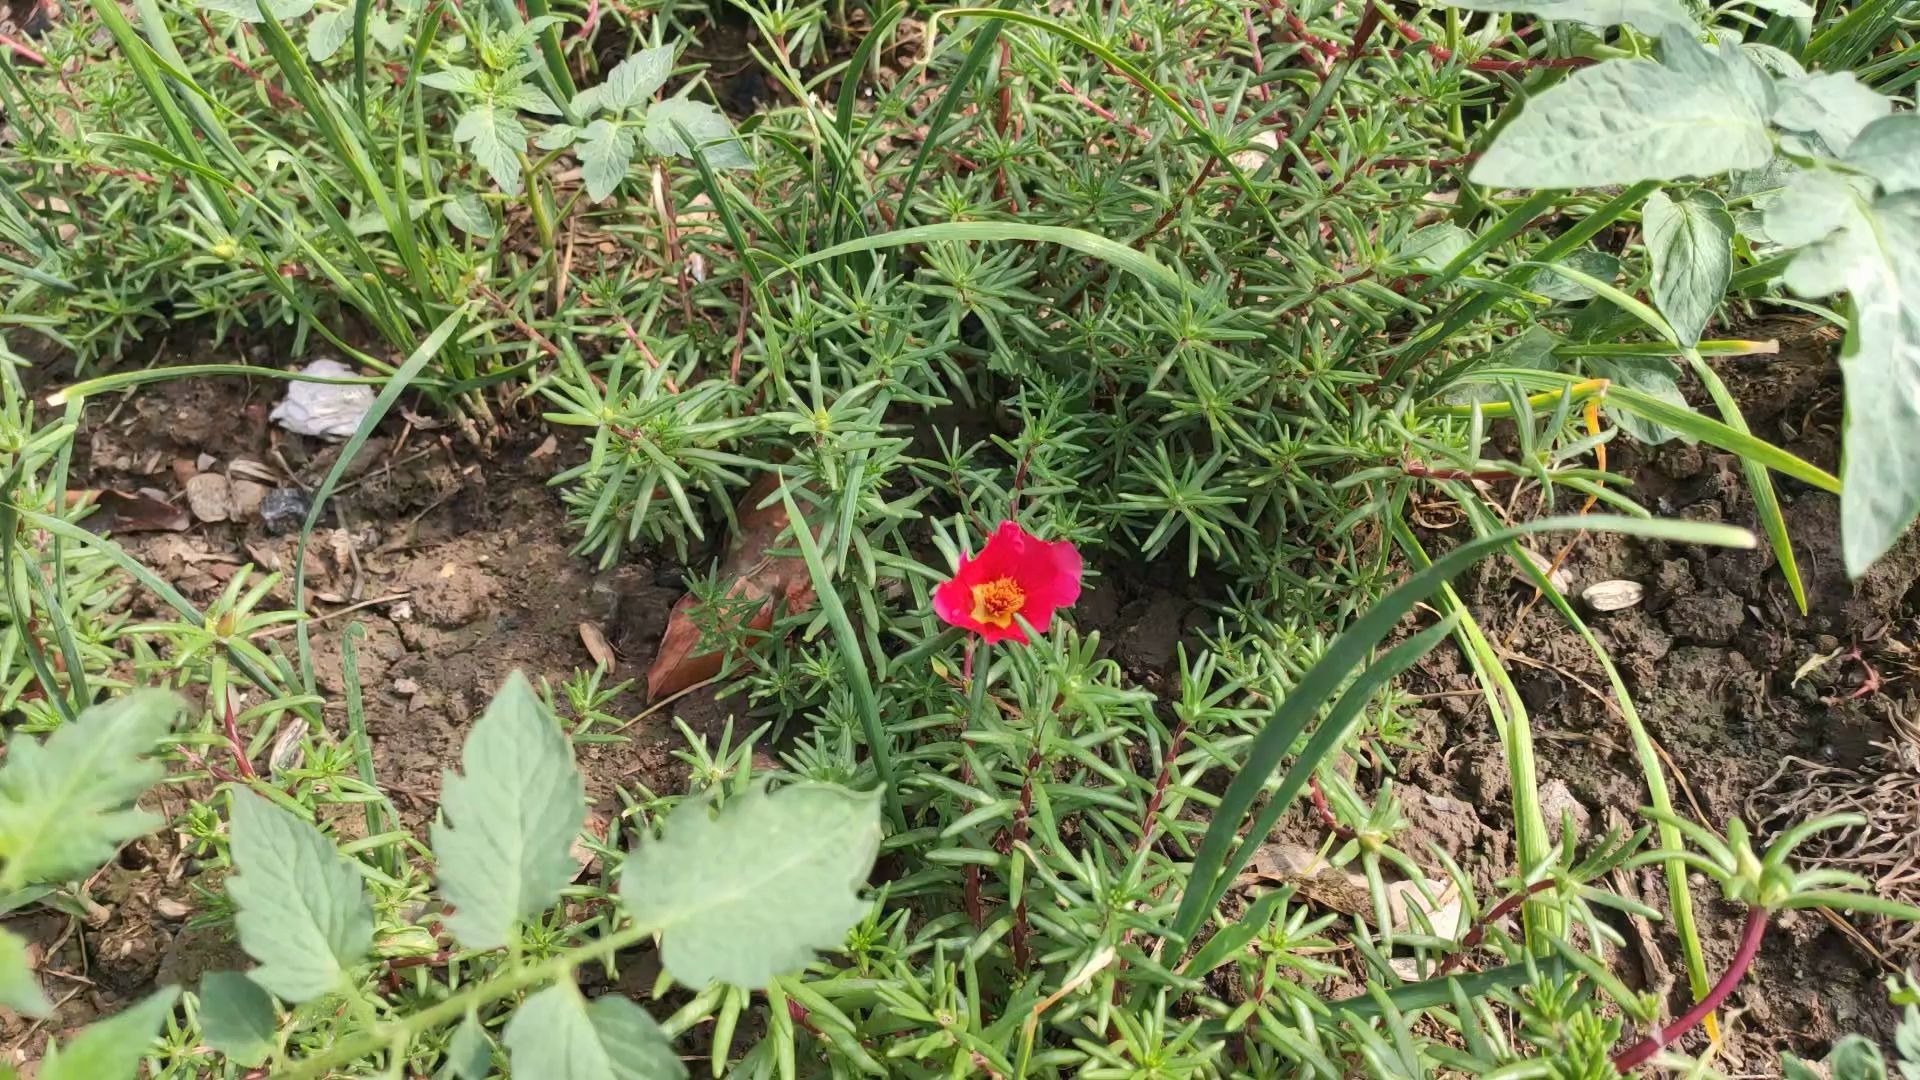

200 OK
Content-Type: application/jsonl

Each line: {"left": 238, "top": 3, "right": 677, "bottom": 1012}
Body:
{"left": 1612, "top": 906, "right": 1767, "bottom": 1072}
{"left": 1055, "top": 77, "right": 1152, "bottom": 140}
{"left": 1242, "top": 9, "right": 1271, "bottom": 102}
{"left": 994, "top": 746, "right": 1043, "bottom": 970}
{"left": 1306, "top": 776, "right": 1356, "bottom": 842}
{"left": 1387, "top": 17, "right": 1594, "bottom": 71}
{"left": 1434, "top": 878, "right": 1557, "bottom": 975}
{"left": 727, "top": 286, "right": 752, "bottom": 383}
{"left": 1133, "top": 158, "right": 1218, "bottom": 251}
{"left": 1134, "top": 718, "right": 1190, "bottom": 855}
{"left": 0, "top": 31, "right": 47, "bottom": 66}
{"left": 194, "top": 14, "right": 301, "bottom": 111}
{"left": 1345, "top": 3, "right": 1384, "bottom": 62}
{"left": 222, "top": 697, "right": 259, "bottom": 781}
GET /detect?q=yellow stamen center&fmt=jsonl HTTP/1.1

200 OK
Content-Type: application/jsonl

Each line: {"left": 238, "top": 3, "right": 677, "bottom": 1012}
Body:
{"left": 969, "top": 577, "right": 1026, "bottom": 628}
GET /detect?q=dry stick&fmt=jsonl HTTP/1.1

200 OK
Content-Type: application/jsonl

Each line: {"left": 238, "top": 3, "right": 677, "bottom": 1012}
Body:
{"left": 1612, "top": 906, "right": 1767, "bottom": 1072}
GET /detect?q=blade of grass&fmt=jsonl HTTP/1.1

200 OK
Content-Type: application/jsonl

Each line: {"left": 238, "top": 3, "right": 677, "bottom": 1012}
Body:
{"left": 776, "top": 482, "right": 906, "bottom": 832}
{"left": 781, "top": 222, "right": 1187, "bottom": 296}
{"left": 1169, "top": 512, "right": 1757, "bottom": 945}
{"left": 1446, "top": 489, "right": 1721, "bottom": 1046}
{"left": 1683, "top": 352, "right": 1808, "bottom": 615}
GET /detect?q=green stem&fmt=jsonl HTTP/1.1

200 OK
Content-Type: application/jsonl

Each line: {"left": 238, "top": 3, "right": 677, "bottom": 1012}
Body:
{"left": 276, "top": 921, "right": 655, "bottom": 1080}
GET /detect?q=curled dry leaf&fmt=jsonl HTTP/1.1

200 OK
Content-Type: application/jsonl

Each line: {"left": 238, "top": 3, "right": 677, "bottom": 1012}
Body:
{"left": 1237, "top": 841, "right": 1465, "bottom": 937}
{"left": 579, "top": 622, "right": 617, "bottom": 670}
{"left": 68, "top": 489, "right": 191, "bottom": 533}
{"left": 646, "top": 475, "right": 815, "bottom": 701}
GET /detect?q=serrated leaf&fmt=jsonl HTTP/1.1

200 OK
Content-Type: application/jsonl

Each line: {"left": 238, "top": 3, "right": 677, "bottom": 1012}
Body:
{"left": 437, "top": 1012, "right": 494, "bottom": 1080}
{"left": 578, "top": 120, "right": 636, "bottom": 202}
{"left": 1472, "top": 32, "right": 1772, "bottom": 189}
{"left": 226, "top": 789, "right": 374, "bottom": 1001}
{"left": 1593, "top": 356, "right": 1693, "bottom": 444}
{"left": 1392, "top": 223, "right": 1471, "bottom": 273}
{"left": 534, "top": 123, "right": 579, "bottom": 151}
{"left": 499, "top": 82, "right": 562, "bottom": 115}
{"left": 501, "top": 984, "right": 686, "bottom": 1080}
{"left": 1848, "top": 114, "right": 1920, "bottom": 195}
{"left": 583, "top": 45, "right": 674, "bottom": 114}
{"left": 420, "top": 67, "right": 482, "bottom": 94}
{"left": 1778, "top": 191, "right": 1920, "bottom": 576}
{"left": 1526, "top": 250, "right": 1621, "bottom": 301}
{"left": 0, "top": 690, "right": 178, "bottom": 891}
{"left": 1775, "top": 72, "right": 1892, "bottom": 156}
{"left": 620, "top": 784, "right": 879, "bottom": 989}
{"left": 0, "top": 927, "right": 48, "bottom": 1017}
{"left": 39, "top": 987, "right": 179, "bottom": 1080}
{"left": 1438, "top": 0, "right": 1689, "bottom": 34}
{"left": 431, "top": 672, "right": 585, "bottom": 951}
{"left": 1644, "top": 189, "right": 1732, "bottom": 347}
{"left": 442, "top": 194, "right": 497, "bottom": 238}
{"left": 644, "top": 96, "right": 750, "bottom": 170}
{"left": 197, "top": 971, "right": 275, "bottom": 1067}
{"left": 454, "top": 106, "right": 528, "bottom": 195}
{"left": 308, "top": 8, "right": 350, "bottom": 61}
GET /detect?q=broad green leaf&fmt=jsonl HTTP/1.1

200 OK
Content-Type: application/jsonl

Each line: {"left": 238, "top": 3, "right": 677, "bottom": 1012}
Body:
{"left": 1392, "top": 224, "right": 1472, "bottom": 273}
{"left": 437, "top": 1013, "right": 494, "bottom": 1080}
{"left": 1848, "top": 114, "right": 1920, "bottom": 194}
{"left": 39, "top": 987, "right": 179, "bottom": 1080}
{"left": 1644, "top": 189, "right": 1733, "bottom": 346}
{"left": 501, "top": 984, "right": 686, "bottom": 1080}
{"left": 578, "top": 44, "right": 673, "bottom": 113}
{"left": 366, "top": 13, "right": 405, "bottom": 49}
{"left": 1472, "top": 33, "right": 1772, "bottom": 189}
{"left": 1437, "top": 0, "right": 1688, "bottom": 34}
{"left": 1774, "top": 72, "right": 1892, "bottom": 155}
{"left": 1779, "top": 191, "right": 1920, "bottom": 575}
{"left": 0, "top": 927, "right": 47, "bottom": 1017}
{"left": 1826, "top": 1036, "right": 1891, "bottom": 1080}
{"left": 419, "top": 66, "right": 482, "bottom": 94}
{"left": 0, "top": 690, "right": 178, "bottom": 891}
{"left": 499, "top": 83, "right": 562, "bottom": 115}
{"left": 307, "top": 7, "right": 350, "bottom": 61}
{"left": 1743, "top": 0, "right": 1812, "bottom": 13}
{"left": 534, "top": 123, "right": 579, "bottom": 151}
{"left": 1592, "top": 355, "right": 1692, "bottom": 444}
{"left": 1526, "top": 250, "right": 1621, "bottom": 301}
{"left": 1765, "top": 170, "right": 1876, "bottom": 255}
{"left": 620, "top": 784, "right": 880, "bottom": 989}
{"left": 644, "top": 96, "right": 750, "bottom": 170}
{"left": 443, "top": 194, "right": 497, "bottom": 238}
{"left": 431, "top": 672, "right": 586, "bottom": 951}
{"left": 197, "top": 971, "right": 275, "bottom": 1067}
{"left": 226, "top": 789, "right": 374, "bottom": 1001}
{"left": 578, "top": 120, "right": 637, "bottom": 203}
{"left": 196, "top": 0, "right": 310, "bottom": 22}
{"left": 454, "top": 106, "right": 529, "bottom": 194}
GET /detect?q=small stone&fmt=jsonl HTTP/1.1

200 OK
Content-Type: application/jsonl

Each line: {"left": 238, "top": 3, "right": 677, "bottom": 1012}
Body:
{"left": 228, "top": 479, "right": 269, "bottom": 521}
{"left": 260, "top": 488, "right": 311, "bottom": 535}
{"left": 195, "top": 453, "right": 218, "bottom": 473}
{"left": 1539, "top": 779, "right": 1591, "bottom": 843}
{"left": 1582, "top": 579, "right": 1645, "bottom": 613}
{"left": 393, "top": 677, "right": 420, "bottom": 695}
{"left": 1513, "top": 547, "right": 1573, "bottom": 594}
{"left": 184, "top": 473, "right": 232, "bottom": 523}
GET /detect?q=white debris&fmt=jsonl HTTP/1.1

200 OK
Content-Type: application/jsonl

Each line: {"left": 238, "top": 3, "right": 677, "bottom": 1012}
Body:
{"left": 269, "top": 358, "right": 376, "bottom": 439}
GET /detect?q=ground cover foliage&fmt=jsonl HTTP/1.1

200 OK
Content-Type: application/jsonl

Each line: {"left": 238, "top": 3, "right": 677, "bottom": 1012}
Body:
{"left": 1, "top": 0, "right": 1920, "bottom": 1075}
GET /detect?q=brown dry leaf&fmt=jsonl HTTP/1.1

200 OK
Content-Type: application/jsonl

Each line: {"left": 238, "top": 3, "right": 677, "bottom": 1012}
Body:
{"left": 530, "top": 434, "right": 559, "bottom": 460}
{"left": 646, "top": 474, "right": 816, "bottom": 700}
{"left": 579, "top": 622, "right": 617, "bottom": 670}
{"left": 1238, "top": 842, "right": 1464, "bottom": 936}
{"left": 68, "top": 489, "right": 191, "bottom": 533}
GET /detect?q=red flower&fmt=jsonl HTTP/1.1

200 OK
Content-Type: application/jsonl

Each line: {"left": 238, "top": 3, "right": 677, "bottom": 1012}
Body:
{"left": 932, "top": 520, "right": 1083, "bottom": 645}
